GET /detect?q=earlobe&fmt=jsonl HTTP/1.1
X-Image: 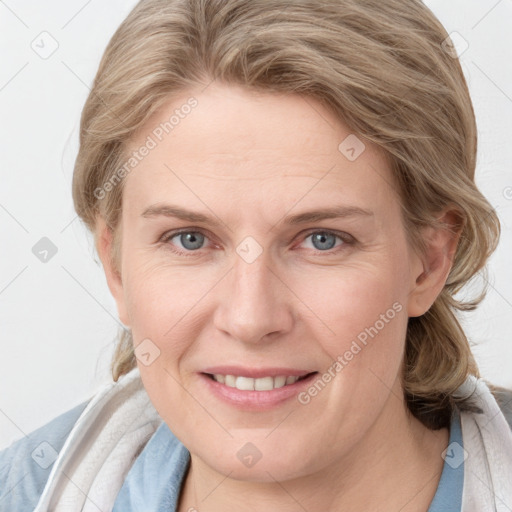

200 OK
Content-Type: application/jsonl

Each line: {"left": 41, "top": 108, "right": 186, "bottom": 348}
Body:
{"left": 95, "top": 216, "right": 130, "bottom": 326}
{"left": 407, "top": 209, "right": 462, "bottom": 318}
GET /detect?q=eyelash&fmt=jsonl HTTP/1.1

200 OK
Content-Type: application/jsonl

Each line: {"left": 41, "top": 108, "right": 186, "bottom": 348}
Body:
{"left": 158, "top": 228, "right": 355, "bottom": 257}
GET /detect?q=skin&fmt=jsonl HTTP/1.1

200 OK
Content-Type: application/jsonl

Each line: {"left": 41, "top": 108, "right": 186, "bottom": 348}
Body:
{"left": 97, "top": 82, "right": 460, "bottom": 511}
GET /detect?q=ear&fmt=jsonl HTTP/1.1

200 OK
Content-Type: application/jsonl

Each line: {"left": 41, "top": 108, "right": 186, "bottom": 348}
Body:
{"left": 407, "top": 209, "right": 463, "bottom": 318}
{"left": 95, "top": 216, "right": 130, "bottom": 326}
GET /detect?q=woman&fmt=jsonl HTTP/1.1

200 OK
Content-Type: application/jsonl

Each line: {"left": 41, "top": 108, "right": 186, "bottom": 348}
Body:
{"left": 1, "top": 0, "right": 511, "bottom": 510}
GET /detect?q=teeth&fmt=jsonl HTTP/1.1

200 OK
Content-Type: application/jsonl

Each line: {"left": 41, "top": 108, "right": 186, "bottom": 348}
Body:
{"left": 225, "top": 375, "right": 236, "bottom": 387}
{"left": 254, "top": 377, "right": 274, "bottom": 391}
{"left": 236, "top": 376, "right": 255, "bottom": 391}
{"left": 211, "top": 374, "right": 303, "bottom": 390}
{"left": 273, "top": 376, "right": 287, "bottom": 389}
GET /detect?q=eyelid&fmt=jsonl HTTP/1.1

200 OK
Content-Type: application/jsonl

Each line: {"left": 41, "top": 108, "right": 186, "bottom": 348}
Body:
{"left": 160, "top": 228, "right": 208, "bottom": 243}
{"left": 298, "top": 228, "right": 355, "bottom": 245}
{"left": 291, "top": 229, "right": 356, "bottom": 255}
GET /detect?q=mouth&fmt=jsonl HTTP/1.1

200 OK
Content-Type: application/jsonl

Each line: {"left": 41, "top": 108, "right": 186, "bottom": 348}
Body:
{"left": 199, "top": 368, "right": 319, "bottom": 409}
{"left": 203, "top": 372, "right": 316, "bottom": 391}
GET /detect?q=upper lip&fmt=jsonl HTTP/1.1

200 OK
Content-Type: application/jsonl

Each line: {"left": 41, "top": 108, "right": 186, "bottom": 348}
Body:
{"left": 202, "top": 366, "right": 317, "bottom": 379}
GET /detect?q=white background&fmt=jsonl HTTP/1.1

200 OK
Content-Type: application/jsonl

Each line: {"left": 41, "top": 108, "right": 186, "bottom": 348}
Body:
{"left": 1, "top": 0, "right": 511, "bottom": 451}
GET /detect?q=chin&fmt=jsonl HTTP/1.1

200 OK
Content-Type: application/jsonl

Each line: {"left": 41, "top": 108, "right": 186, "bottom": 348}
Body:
{"left": 194, "top": 435, "right": 320, "bottom": 483}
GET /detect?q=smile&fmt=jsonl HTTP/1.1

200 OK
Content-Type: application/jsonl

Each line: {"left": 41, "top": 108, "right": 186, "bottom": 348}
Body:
{"left": 200, "top": 369, "right": 319, "bottom": 409}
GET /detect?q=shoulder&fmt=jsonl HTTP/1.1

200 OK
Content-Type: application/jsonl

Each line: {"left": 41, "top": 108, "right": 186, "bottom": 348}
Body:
{"left": 0, "top": 401, "right": 89, "bottom": 512}
{"left": 112, "top": 421, "right": 190, "bottom": 511}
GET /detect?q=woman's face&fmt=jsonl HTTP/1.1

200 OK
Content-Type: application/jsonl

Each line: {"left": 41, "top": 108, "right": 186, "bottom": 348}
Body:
{"left": 104, "top": 82, "right": 433, "bottom": 481}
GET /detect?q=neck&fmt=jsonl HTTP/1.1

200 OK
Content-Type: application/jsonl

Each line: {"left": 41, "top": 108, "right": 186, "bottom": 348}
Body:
{"left": 177, "top": 381, "right": 449, "bottom": 512}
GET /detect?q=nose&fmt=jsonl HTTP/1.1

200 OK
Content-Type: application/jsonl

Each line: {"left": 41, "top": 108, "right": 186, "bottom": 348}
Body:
{"left": 213, "top": 251, "right": 294, "bottom": 345}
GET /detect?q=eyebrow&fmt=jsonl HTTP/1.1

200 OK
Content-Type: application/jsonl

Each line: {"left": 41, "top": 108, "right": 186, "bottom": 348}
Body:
{"left": 141, "top": 203, "right": 374, "bottom": 226}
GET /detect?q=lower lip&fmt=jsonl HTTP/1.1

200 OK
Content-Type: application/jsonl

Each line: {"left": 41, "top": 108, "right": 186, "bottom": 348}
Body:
{"left": 199, "top": 372, "right": 318, "bottom": 410}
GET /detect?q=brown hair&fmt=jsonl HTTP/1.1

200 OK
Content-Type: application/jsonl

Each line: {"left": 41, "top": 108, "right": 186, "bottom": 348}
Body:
{"left": 72, "top": 0, "right": 500, "bottom": 429}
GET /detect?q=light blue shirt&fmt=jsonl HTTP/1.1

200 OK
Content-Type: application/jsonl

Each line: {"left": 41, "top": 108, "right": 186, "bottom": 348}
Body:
{"left": 0, "top": 402, "right": 89, "bottom": 512}
{"left": 427, "top": 409, "right": 464, "bottom": 512}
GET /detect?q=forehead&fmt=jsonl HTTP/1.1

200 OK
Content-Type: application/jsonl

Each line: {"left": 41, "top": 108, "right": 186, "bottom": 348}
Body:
{"left": 123, "top": 83, "right": 398, "bottom": 216}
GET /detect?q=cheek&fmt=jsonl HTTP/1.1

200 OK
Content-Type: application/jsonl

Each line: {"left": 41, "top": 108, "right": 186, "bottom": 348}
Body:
{"left": 292, "top": 264, "right": 409, "bottom": 447}
{"left": 121, "top": 254, "right": 217, "bottom": 361}
{"left": 305, "top": 262, "right": 407, "bottom": 342}
{"left": 298, "top": 251, "right": 411, "bottom": 391}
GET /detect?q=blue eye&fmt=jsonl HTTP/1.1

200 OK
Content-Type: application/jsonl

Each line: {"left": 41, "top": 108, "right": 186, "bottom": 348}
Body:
{"left": 167, "top": 231, "right": 207, "bottom": 252}
{"left": 304, "top": 231, "right": 341, "bottom": 251}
